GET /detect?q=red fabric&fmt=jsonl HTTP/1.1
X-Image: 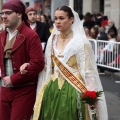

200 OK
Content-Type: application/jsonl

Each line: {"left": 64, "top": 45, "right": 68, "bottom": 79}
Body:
{"left": 26, "top": 6, "right": 37, "bottom": 14}
{"left": 33, "top": 26, "right": 36, "bottom": 31}
{"left": 0, "top": 84, "right": 37, "bottom": 120}
{"left": 2, "top": 0, "right": 29, "bottom": 26}
{"left": 115, "top": 55, "right": 120, "bottom": 64}
{"left": 0, "top": 22, "right": 44, "bottom": 86}
{"left": 0, "top": 22, "right": 44, "bottom": 119}
{"left": 101, "top": 20, "right": 108, "bottom": 27}
{"left": 2, "top": 0, "right": 25, "bottom": 14}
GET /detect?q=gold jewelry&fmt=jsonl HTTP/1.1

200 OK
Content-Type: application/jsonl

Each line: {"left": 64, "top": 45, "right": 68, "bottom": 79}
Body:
{"left": 60, "top": 30, "right": 72, "bottom": 40}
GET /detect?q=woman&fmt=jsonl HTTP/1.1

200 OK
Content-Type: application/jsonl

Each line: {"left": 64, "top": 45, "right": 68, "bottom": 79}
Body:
{"left": 41, "top": 14, "right": 50, "bottom": 28}
{"left": 36, "top": 14, "right": 41, "bottom": 22}
{"left": 90, "top": 26, "right": 99, "bottom": 39}
{"left": 20, "top": 6, "right": 108, "bottom": 120}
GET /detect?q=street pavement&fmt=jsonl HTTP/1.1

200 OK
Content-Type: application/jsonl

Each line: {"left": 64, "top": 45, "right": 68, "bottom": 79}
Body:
{"left": 99, "top": 73, "right": 120, "bottom": 120}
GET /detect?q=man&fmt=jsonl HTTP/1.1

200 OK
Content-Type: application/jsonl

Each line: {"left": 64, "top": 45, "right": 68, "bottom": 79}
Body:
{"left": 26, "top": 7, "right": 50, "bottom": 51}
{"left": 0, "top": 0, "right": 44, "bottom": 120}
{"left": 107, "top": 20, "right": 118, "bottom": 37}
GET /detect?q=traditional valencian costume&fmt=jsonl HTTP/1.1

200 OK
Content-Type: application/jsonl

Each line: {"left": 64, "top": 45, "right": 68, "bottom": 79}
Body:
{"left": 33, "top": 7, "right": 108, "bottom": 120}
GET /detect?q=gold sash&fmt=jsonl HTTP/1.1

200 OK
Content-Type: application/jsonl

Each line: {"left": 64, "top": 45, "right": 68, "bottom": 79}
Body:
{"left": 52, "top": 55, "right": 87, "bottom": 92}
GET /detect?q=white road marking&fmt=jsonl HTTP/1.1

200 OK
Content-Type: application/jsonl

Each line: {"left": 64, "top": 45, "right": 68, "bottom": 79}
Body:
{"left": 115, "top": 81, "right": 120, "bottom": 83}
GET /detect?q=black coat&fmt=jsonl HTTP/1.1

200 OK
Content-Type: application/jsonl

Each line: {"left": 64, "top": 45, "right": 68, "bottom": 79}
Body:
{"left": 36, "top": 21, "right": 50, "bottom": 43}
{"left": 98, "top": 32, "right": 108, "bottom": 40}
{"left": 108, "top": 24, "right": 118, "bottom": 37}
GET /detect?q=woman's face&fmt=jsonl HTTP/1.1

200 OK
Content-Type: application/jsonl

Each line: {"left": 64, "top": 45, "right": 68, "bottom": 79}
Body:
{"left": 54, "top": 10, "right": 73, "bottom": 32}
{"left": 90, "top": 28, "right": 95, "bottom": 35}
{"left": 36, "top": 15, "right": 41, "bottom": 22}
{"left": 41, "top": 15, "right": 45, "bottom": 22}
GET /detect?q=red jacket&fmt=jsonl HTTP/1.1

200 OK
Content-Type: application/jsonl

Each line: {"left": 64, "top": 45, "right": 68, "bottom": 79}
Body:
{"left": 115, "top": 55, "right": 120, "bottom": 64}
{"left": 101, "top": 20, "right": 108, "bottom": 27}
{"left": 0, "top": 22, "right": 44, "bottom": 86}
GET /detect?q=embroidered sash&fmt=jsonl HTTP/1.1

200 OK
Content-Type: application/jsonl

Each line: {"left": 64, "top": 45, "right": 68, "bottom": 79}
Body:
{"left": 52, "top": 55, "right": 87, "bottom": 92}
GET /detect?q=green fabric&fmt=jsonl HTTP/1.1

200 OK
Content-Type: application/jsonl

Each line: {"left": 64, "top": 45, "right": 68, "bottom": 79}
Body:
{"left": 77, "top": 92, "right": 86, "bottom": 120}
{"left": 39, "top": 78, "right": 85, "bottom": 120}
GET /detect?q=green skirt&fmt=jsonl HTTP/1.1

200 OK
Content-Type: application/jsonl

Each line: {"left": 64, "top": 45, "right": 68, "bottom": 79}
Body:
{"left": 39, "top": 78, "right": 86, "bottom": 120}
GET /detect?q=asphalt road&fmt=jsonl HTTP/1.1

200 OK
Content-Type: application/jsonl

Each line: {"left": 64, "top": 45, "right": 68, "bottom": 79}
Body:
{"left": 100, "top": 73, "right": 120, "bottom": 120}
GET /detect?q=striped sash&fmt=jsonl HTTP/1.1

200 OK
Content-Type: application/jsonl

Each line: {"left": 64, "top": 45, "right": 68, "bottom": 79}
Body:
{"left": 52, "top": 55, "right": 87, "bottom": 92}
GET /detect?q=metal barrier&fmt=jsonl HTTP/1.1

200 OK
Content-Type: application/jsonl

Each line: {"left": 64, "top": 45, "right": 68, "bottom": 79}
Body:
{"left": 89, "top": 39, "right": 120, "bottom": 71}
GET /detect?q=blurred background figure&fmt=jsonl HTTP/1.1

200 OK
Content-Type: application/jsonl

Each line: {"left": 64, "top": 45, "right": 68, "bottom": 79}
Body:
{"left": 98, "top": 30, "right": 116, "bottom": 64}
{"left": 41, "top": 14, "right": 50, "bottom": 28}
{"left": 95, "top": 13, "right": 103, "bottom": 27}
{"left": 84, "top": 27, "right": 91, "bottom": 39}
{"left": 116, "top": 29, "right": 120, "bottom": 42}
{"left": 90, "top": 26, "right": 99, "bottom": 39}
{"left": 0, "top": 16, "right": 5, "bottom": 32}
{"left": 47, "top": 15, "right": 53, "bottom": 33}
{"left": 83, "top": 12, "right": 95, "bottom": 30}
{"left": 105, "top": 20, "right": 118, "bottom": 37}
{"left": 36, "top": 14, "right": 41, "bottom": 22}
{"left": 101, "top": 16, "right": 108, "bottom": 27}
{"left": 98, "top": 27, "right": 108, "bottom": 40}
{"left": 26, "top": 7, "right": 50, "bottom": 52}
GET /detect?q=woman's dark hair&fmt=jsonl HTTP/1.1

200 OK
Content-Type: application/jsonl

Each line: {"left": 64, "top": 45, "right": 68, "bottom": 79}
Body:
{"left": 56, "top": 6, "right": 74, "bottom": 18}
{"left": 108, "top": 30, "right": 116, "bottom": 38}
{"left": 84, "top": 12, "right": 91, "bottom": 22}
{"left": 90, "top": 26, "right": 99, "bottom": 39}
{"left": 103, "top": 16, "right": 108, "bottom": 20}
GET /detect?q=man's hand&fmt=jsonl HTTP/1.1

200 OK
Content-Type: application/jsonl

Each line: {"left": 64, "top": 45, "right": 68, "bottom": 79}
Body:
{"left": 3, "top": 76, "right": 13, "bottom": 87}
{"left": 20, "top": 63, "right": 29, "bottom": 74}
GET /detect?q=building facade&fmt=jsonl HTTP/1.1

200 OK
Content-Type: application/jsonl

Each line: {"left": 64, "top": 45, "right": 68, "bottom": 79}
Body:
{"left": 70, "top": 0, "right": 120, "bottom": 29}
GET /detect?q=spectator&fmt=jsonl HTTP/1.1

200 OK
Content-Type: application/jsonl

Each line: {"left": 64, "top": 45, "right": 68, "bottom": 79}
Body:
{"left": 84, "top": 27, "right": 91, "bottom": 38}
{"left": 106, "top": 20, "right": 118, "bottom": 37}
{"left": 98, "top": 27, "right": 108, "bottom": 40}
{"left": 116, "top": 29, "right": 120, "bottom": 42}
{"left": 47, "top": 15, "right": 53, "bottom": 28}
{"left": 108, "top": 54, "right": 120, "bottom": 68}
{"left": 36, "top": 14, "right": 41, "bottom": 22}
{"left": 98, "top": 30, "right": 116, "bottom": 63}
{"left": 95, "top": 13, "right": 103, "bottom": 27}
{"left": 0, "top": 16, "right": 5, "bottom": 32}
{"left": 101, "top": 16, "right": 108, "bottom": 27}
{"left": 26, "top": 7, "right": 50, "bottom": 51}
{"left": 90, "top": 26, "right": 99, "bottom": 39}
{"left": 41, "top": 14, "right": 50, "bottom": 28}
{"left": 104, "top": 30, "right": 116, "bottom": 51}
{"left": 83, "top": 12, "right": 95, "bottom": 30}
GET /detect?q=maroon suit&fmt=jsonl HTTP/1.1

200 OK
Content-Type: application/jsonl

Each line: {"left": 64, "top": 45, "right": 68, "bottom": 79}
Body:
{"left": 0, "top": 22, "right": 44, "bottom": 120}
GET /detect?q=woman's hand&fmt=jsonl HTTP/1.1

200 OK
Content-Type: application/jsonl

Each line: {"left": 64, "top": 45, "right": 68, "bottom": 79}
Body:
{"left": 20, "top": 63, "right": 29, "bottom": 74}
{"left": 90, "top": 102, "right": 97, "bottom": 110}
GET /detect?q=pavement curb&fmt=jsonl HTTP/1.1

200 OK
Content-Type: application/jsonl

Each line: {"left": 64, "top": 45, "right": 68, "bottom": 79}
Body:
{"left": 104, "top": 70, "right": 120, "bottom": 78}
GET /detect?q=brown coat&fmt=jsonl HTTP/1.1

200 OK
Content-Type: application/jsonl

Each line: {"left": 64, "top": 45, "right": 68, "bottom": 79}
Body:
{"left": 0, "top": 22, "right": 44, "bottom": 86}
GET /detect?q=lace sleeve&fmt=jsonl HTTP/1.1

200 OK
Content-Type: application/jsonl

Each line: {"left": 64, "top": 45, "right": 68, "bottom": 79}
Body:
{"left": 84, "top": 43, "right": 98, "bottom": 91}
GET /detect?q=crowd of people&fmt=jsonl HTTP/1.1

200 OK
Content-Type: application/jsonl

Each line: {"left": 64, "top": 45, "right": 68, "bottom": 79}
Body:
{"left": 80, "top": 12, "right": 120, "bottom": 72}
{"left": 0, "top": 0, "right": 109, "bottom": 120}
